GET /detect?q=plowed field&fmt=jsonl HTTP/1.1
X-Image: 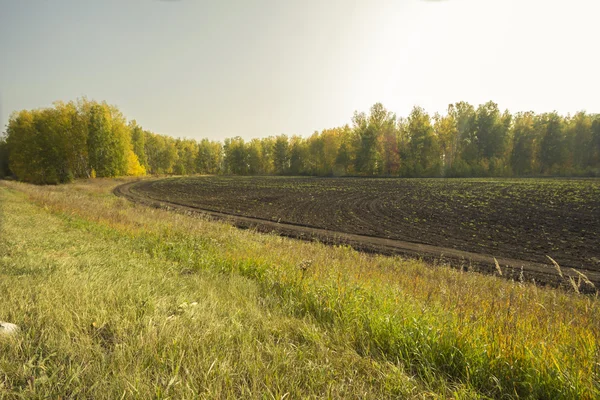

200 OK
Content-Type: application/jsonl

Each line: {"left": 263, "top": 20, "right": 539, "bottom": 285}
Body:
{"left": 123, "top": 176, "right": 600, "bottom": 275}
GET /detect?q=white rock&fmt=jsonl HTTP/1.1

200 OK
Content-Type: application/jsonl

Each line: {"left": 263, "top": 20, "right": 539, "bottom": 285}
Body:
{"left": 0, "top": 322, "right": 19, "bottom": 336}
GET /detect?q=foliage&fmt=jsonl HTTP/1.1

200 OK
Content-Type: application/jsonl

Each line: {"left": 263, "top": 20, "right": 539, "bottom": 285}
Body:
{"left": 196, "top": 138, "right": 222, "bottom": 174}
{"left": 126, "top": 149, "right": 146, "bottom": 176}
{"left": 0, "top": 134, "right": 11, "bottom": 178}
{"left": 403, "top": 106, "right": 440, "bottom": 177}
{"left": 4, "top": 98, "right": 600, "bottom": 183}
{"left": 273, "top": 135, "right": 290, "bottom": 175}
{"left": 4, "top": 100, "right": 145, "bottom": 183}
{"left": 87, "top": 103, "right": 130, "bottom": 178}
{"left": 129, "top": 120, "right": 148, "bottom": 169}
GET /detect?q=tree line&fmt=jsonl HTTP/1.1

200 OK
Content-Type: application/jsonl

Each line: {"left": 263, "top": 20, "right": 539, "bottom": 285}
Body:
{"left": 1, "top": 99, "right": 599, "bottom": 183}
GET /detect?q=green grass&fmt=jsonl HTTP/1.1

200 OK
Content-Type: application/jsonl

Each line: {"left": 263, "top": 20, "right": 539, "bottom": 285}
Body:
{"left": 0, "top": 178, "right": 599, "bottom": 399}
{"left": 0, "top": 184, "right": 421, "bottom": 398}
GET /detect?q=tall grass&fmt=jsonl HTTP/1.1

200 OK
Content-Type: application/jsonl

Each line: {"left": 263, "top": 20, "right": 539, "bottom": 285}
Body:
{"left": 1, "top": 178, "right": 599, "bottom": 398}
{"left": 0, "top": 182, "right": 419, "bottom": 398}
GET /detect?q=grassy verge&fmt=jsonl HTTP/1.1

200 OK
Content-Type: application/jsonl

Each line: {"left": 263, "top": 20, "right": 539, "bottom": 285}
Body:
{"left": 0, "top": 183, "right": 420, "bottom": 399}
{"left": 1, "top": 178, "right": 599, "bottom": 399}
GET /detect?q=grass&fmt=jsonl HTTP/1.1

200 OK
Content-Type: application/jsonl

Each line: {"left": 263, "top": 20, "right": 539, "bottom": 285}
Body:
{"left": 0, "top": 178, "right": 599, "bottom": 399}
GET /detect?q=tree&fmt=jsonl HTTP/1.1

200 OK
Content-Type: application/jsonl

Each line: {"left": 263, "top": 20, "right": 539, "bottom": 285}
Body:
{"left": 126, "top": 149, "right": 146, "bottom": 176}
{"left": 0, "top": 134, "right": 10, "bottom": 178}
{"left": 448, "top": 102, "right": 477, "bottom": 171}
{"left": 259, "top": 137, "right": 275, "bottom": 174}
{"left": 511, "top": 112, "right": 538, "bottom": 175}
{"left": 289, "top": 136, "right": 308, "bottom": 175}
{"left": 305, "top": 132, "right": 324, "bottom": 175}
{"left": 334, "top": 127, "right": 354, "bottom": 175}
{"left": 567, "top": 112, "right": 593, "bottom": 171}
{"left": 404, "top": 106, "right": 440, "bottom": 176}
{"left": 129, "top": 120, "right": 148, "bottom": 169}
{"left": 196, "top": 139, "right": 222, "bottom": 174}
{"left": 6, "top": 100, "right": 89, "bottom": 183}
{"left": 539, "top": 112, "right": 567, "bottom": 174}
{"left": 321, "top": 128, "right": 343, "bottom": 175}
{"left": 591, "top": 116, "right": 600, "bottom": 169}
{"left": 335, "top": 143, "right": 352, "bottom": 175}
{"left": 351, "top": 104, "right": 396, "bottom": 175}
{"left": 145, "top": 132, "right": 177, "bottom": 174}
{"left": 223, "top": 137, "right": 248, "bottom": 175}
{"left": 374, "top": 113, "right": 400, "bottom": 176}
{"left": 173, "top": 139, "right": 198, "bottom": 175}
{"left": 45, "top": 100, "right": 90, "bottom": 180}
{"left": 475, "top": 101, "right": 506, "bottom": 160}
{"left": 144, "top": 132, "right": 164, "bottom": 174}
{"left": 6, "top": 110, "right": 45, "bottom": 183}
{"left": 246, "top": 138, "right": 263, "bottom": 174}
{"left": 7, "top": 97, "right": 600, "bottom": 182}
{"left": 87, "top": 103, "right": 131, "bottom": 177}
{"left": 273, "top": 135, "right": 290, "bottom": 174}
{"left": 434, "top": 111, "right": 458, "bottom": 175}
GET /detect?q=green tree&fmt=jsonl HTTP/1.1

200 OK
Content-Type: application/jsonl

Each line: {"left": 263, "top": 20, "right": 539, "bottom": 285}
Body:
{"left": 223, "top": 137, "right": 248, "bottom": 175}
{"left": 37, "top": 107, "right": 72, "bottom": 182}
{"left": 87, "top": 103, "right": 130, "bottom": 177}
{"left": 434, "top": 111, "right": 458, "bottom": 175}
{"left": 591, "top": 116, "right": 600, "bottom": 169}
{"left": 404, "top": 106, "right": 440, "bottom": 177}
{"left": 129, "top": 121, "right": 148, "bottom": 169}
{"left": 351, "top": 104, "right": 396, "bottom": 175}
{"left": 174, "top": 139, "right": 198, "bottom": 175}
{"left": 247, "top": 138, "right": 263, "bottom": 174}
{"left": 448, "top": 102, "right": 477, "bottom": 172}
{"left": 334, "top": 143, "right": 352, "bottom": 175}
{"left": 144, "top": 133, "right": 177, "bottom": 174}
{"left": 539, "top": 112, "right": 567, "bottom": 174}
{"left": 475, "top": 102, "right": 506, "bottom": 159}
{"left": 259, "top": 137, "right": 275, "bottom": 174}
{"left": 144, "top": 132, "right": 164, "bottom": 174}
{"left": 567, "top": 112, "right": 593, "bottom": 172}
{"left": 289, "top": 136, "right": 308, "bottom": 175}
{"left": 273, "top": 135, "right": 290, "bottom": 175}
{"left": 333, "top": 127, "right": 354, "bottom": 175}
{"left": 511, "top": 112, "right": 538, "bottom": 175}
{"left": 196, "top": 139, "right": 223, "bottom": 174}
{"left": 0, "top": 134, "right": 10, "bottom": 178}
{"left": 6, "top": 101, "right": 90, "bottom": 183}
{"left": 6, "top": 110, "right": 46, "bottom": 183}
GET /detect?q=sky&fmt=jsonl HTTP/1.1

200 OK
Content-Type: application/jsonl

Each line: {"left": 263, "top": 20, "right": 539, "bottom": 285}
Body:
{"left": 1, "top": 0, "right": 599, "bottom": 141}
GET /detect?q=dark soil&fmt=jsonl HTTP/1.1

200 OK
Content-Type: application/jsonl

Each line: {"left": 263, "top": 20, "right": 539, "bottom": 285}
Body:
{"left": 116, "top": 176, "right": 600, "bottom": 288}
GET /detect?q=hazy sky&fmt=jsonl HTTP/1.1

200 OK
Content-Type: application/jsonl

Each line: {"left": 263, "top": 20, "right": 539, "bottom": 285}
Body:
{"left": 1, "top": 0, "right": 599, "bottom": 141}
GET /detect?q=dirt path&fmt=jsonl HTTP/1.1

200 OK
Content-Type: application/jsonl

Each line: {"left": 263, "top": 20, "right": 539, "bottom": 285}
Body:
{"left": 114, "top": 179, "right": 600, "bottom": 291}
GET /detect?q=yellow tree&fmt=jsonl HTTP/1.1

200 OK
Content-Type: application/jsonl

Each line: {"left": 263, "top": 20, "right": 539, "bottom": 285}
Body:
{"left": 433, "top": 111, "right": 458, "bottom": 175}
